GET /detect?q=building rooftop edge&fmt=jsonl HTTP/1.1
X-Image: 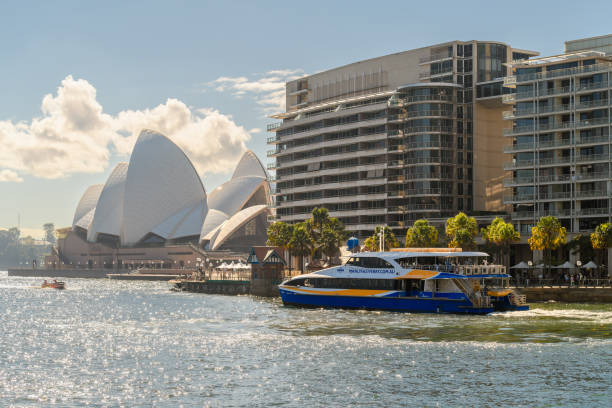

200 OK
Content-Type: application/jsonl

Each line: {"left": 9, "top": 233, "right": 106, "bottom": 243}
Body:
{"left": 565, "top": 33, "right": 612, "bottom": 45}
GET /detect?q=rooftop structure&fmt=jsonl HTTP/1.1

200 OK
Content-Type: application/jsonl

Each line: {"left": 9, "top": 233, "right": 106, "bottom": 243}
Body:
{"left": 565, "top": 34, "right": 612, "bottom": 55}
{"left": 267, "top": 41, "right": 537, "bottom": 238}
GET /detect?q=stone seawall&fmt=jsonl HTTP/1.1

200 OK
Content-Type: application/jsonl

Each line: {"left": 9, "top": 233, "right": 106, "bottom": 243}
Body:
{"left": 176, "top": 280, "right": 251, "bottom": 295}
{"left": 515, "top": 287, "right": 612, "bottom": 303}
{"left": 8, "top": 268, "right": 112, "bottom": 279}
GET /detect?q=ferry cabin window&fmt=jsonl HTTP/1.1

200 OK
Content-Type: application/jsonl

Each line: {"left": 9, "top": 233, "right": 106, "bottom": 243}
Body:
{"left": 302, "top": 278, "right": 396, "bottom": 290}
{"left": 345, "top": 257, "right": 393, "bottom": 269}
{"left": 395, "top": 257, "right": 443, "bottom": 268}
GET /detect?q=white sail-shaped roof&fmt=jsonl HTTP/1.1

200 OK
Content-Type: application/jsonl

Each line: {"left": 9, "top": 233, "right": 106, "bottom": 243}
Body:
{"left": 199, "top": 209, "right": 230, "bottom": 241}
{"left": 151, "top": 201, "right": 207, "bottom": 240}
{"left": 121, "top": 130, "right": 208, "bottom": 245}
{"left": 72, "top": 184, "right": 103, "bottom": 229}
{"left": 74, "top": 207, "right": 96, "bottom": 231}
{"left": 87, "top": 162, "right": 128, "bottom": 242}
{"left": 231, "top": 150, "right": 267, "bottom": 179}
{"left": 207, "top": 176, "right": 268, "bottom": 217}
{"left": 209, "top": 204, "right": 268, "bottom": 250}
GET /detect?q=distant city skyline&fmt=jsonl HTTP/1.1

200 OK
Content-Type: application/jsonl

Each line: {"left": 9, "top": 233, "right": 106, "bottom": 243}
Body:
{"left": 1, "top": 0, "right": 611, "bottom": 237}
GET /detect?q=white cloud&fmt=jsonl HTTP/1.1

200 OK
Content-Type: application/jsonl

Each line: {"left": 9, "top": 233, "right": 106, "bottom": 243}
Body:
{"left": 0, "top": 75, "right": 252, "bottom": 179}
{"left": 0, "top": 169, "right": 24, "bottom": 182}
{"left": 207, "top": 69, "right": 304, "bottom": 112}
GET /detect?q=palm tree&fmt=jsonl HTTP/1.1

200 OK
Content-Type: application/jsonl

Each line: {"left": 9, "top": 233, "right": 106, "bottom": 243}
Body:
{"left": 481, "top": 217, "right": 520, "bottom": 270}
{"left": 405, "top": 219, "right": 439, "bottom": 248}
{"left": 288, "top": 223, "right": 313, "bottom": 272}
{"left": 364, "top": 226, "right": 399, "bottom": 251}
{"left": 267, "top": 221, "right": 294, "bottom": 269}
{"left": 591, "top": 223, "right": 612, "bottom": 276}
{"left": 528, "top": 216, "right": 567, "bottom": 279}
{"left": 445, "top": 212, "right": 477, "bottom": 250}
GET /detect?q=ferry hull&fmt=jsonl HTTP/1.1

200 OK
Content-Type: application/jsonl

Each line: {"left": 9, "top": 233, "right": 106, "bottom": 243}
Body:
{"left": 279, "top": 289, "right": 494, "bottom": 315}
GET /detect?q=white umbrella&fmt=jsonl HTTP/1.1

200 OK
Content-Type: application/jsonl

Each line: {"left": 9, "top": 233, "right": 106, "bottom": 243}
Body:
{"left": 218, "top": 262, "right": 229, "bottom": 269}
{"left": 583, "top": 261, "right": 598, "bottom": 269}
{"left": 554, "top": 261, "right": 574, "bottom": 269}
{"left": 510, "top": 261, "right": 530, "bottom": 269}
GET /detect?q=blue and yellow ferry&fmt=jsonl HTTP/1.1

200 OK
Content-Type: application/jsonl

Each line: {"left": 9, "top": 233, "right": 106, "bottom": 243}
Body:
{"left": 279, "top": 249, "right": 528, "bottom": 314}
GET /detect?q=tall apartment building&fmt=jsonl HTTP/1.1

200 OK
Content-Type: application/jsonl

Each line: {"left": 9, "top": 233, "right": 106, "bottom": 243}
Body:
{"left": 503, "top": 36, "right": 612, "bottom": 236}
{"left": 267, "top": 41, "right": 537, "bottom": 238}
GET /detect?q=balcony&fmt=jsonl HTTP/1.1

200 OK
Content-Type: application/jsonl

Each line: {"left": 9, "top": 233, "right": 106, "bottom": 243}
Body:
{"left": 540, "top": 191, "right": 572, "bottom": 200}
{"left": 503, "top": 176, "right": 534, "bottom": 187}
{"left": 387, "top": 110, "right": 454, "bottom": 122}
{"left": 540, "top": 85, "right": 572, "bottom": 97}
{"left": 267, "top": 162, "right": 277, "bottom": 170}
{"left": 577, "top": 207, "right": 610, "bottom": 217}
{"left": 267, "top": 122, "right": 282, "bottom": 131}
{"left": 389, "top": 95, "right": 453, "bottom": 107}
{"left": 503, "top": 76, "right": 517, "bottom": 87}
{"left": 503, "top": 125, "right": 534, "bottom": 136}
{"left": 504, "top": 194, "right": 536, "bottom": 203}
{"left": 502, "top": 94, "right": 516, "bottom": 104}
{"left": 576, "top": 135, "right": 610, "bottom": 145}
{"left": 575, "top": 172, "right": 609, "bottom": 181}
{"left": 388, "top": 204, "right": 444, "bottom": 212}
{"left": 419, "top": 53, "right": 453, "bottom": 64}
{"left": 575, "top": 117, "right": 610, "bottom": 129}
{"left": 514, "top": 62, "right": 612, "bottom": 83}
{"left": 578, "top": 190, "right": 608, "bottom": 198}
{"left": 575, "top": 99, "right": 609, "bottom": 110}
{"left": 512, "top": 209, "right": 572, "bottom": 219}
{"left": 387, "top": 188, "right": 443, "bottom": 198}
{"left": 267, "top": 135, "right": 280, "bottom": 144}
{"left": 576, "top": 80, "right": 610, "bottom": 93}
{"left": 503, "top": 121, "right": 577, "bottom": 136}
{"left": 576, "top": 153, "right": 609, "bottom": 163}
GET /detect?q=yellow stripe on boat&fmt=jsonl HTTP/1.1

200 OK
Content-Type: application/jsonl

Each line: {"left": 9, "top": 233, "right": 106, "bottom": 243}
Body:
{"left": 395, "top": 269, "right": 438, "bottom": 279}
{"left": 488, "top": 289, "right": 512, "bottom": 296}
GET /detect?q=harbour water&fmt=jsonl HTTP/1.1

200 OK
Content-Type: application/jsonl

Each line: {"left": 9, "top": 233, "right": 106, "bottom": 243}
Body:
{"left": 1, "top": 271, "right": 611, "bottom": 407}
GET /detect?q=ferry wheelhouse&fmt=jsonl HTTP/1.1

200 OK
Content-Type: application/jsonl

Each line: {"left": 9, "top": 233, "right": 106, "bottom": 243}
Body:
{"left": 279, "top": 249, "right": 528, "bottom": 314}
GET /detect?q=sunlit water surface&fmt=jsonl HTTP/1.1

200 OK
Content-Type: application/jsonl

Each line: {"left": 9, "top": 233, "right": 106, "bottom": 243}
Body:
{"left": 1, "top": 271, "right": 611, "bottom": 407}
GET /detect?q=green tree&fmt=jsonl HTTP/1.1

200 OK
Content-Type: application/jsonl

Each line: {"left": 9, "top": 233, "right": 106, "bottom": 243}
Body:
{"left": 288, "top": 223, "right": 313, "bottom": 272}
{"left": 305, "top": 207, "right": 347, "bottom": 261}
{"left": 43, "top": 223, "right": 56, "bottom": 245}
{"left": 445, "top": 212, "right": 478, "bottom": 250}
{"left": 267, "top": 221, "right": 294, "bottom": 269}
{"left": 528, "top": 216, "right": 567, "bottom": 277}
{"left": 590, "top": 222, "right": 612, "bottom": 270}
{"left": 481, "top": 217, "right": 520, "bottom": 268}
{"left": 567, "top": 234, "right": 596, "bottom": 264}
{"left": 405, "top": 219, "right": 439, "bottom": 248}
{"left": 364, "top": 226, "right": 399, "bottom": 251}
{"left": 8, "top": 227, "right": 20, "bottom": 242}
{"left": 266, "top": 222, "right": 294, "bottom": 249}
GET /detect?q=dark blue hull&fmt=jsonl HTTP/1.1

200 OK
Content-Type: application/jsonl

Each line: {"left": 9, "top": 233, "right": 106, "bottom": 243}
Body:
{"left": 279, "top": 289, "right": 494, "bottom": 315}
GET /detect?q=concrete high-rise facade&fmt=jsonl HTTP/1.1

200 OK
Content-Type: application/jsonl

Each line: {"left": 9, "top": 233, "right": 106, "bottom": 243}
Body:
{"left": 502, "top": 42, "right": 612, "bottom": 236}
{"left": 267, "top": 41, "right": 537, "bottom": 238}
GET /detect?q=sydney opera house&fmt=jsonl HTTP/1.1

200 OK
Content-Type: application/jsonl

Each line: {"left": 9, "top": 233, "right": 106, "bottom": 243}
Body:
{"left": 55, "top": 130, "right": 272, "bottom": 269}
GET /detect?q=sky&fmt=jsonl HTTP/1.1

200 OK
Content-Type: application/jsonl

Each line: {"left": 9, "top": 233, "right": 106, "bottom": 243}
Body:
{"left": 1, "top": 0, "right": 611, "bottom": 238}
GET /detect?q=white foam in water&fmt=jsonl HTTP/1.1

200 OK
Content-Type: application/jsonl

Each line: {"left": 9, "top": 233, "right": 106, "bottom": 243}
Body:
{"left": 495, "top": 308, "right": 612, "bottom": 324}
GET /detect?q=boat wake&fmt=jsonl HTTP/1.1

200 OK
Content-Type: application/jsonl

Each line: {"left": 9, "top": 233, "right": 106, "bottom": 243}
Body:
{"left": 494, "top": 308, "right": 612, "bottom": 324}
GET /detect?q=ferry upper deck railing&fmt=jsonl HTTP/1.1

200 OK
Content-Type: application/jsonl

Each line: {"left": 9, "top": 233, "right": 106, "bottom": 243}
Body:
{"left": 407, "top": 264, "right": 507, "bottom": 275}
